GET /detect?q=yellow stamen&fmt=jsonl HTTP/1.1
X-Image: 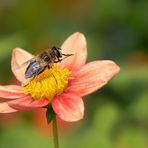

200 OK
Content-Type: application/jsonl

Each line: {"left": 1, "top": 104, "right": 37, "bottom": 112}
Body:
{"left": 22, "top": 65, "right": 71, "bottom": 102}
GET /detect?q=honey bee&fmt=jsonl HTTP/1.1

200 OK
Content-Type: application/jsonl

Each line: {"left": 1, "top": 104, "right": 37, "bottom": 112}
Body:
{"left": 18, "top": 46, "right": 73, "bottom": 82}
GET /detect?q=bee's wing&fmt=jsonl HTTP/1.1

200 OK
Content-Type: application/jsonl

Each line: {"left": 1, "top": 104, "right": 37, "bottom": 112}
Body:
{"left": 14, "top": 57, "right": 37, "bottom": 81}
{"left": 22, "top": 58, "right": 48, "bottom": 86}
{"left": 14, "top": 57, "right": 36, "bottom": 71}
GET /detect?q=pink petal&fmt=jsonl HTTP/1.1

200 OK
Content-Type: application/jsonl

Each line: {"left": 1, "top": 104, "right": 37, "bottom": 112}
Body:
{"left": 0, "top": 102, "right": 17, "bottom": 113}
{"left": 11, "top": 48, "right": 34, "bottom": 82}
{"left": 0, "top": 85, "right": 26, "bottom": 99}
{"left": 52, "top": 93, "right": 84, "bottom": 122}
{"left": 59, "top": 32, "right": 87, "bottom": 71}
{"left": 67, "top": 60, "right": 120, "bottom": 96}
{"left": 0, "top": 95, "right": 32, "bottom": 113}
{"left": 9, "top": 98, "right": 49, "bottom": 111}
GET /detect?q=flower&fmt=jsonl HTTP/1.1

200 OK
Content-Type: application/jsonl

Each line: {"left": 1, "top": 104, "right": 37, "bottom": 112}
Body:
{"left": 0, "top": 32, "right": 120, "bottom": 122}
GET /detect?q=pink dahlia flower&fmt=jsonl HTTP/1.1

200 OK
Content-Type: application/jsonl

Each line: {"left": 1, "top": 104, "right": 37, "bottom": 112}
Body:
{"left": 0, "top": 32, "right": 120, "bottom": 122}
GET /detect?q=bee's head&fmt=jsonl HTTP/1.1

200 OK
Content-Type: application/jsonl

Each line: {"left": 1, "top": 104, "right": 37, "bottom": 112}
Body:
{"left": 52, "top": 46, "right": 62, "bottom": 58}
{"left": 52, "top": 46, "right": 73, "bottom": 62}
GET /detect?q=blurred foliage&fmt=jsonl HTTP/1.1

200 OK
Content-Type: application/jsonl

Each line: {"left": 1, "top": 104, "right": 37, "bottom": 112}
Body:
{"left": 0, "top": 0, "right": 148, "bottom": 148}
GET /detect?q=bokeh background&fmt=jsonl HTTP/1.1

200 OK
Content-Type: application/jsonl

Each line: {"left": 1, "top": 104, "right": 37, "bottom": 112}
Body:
{"left": 0, "top": 0, "right": 148, "bottom": 148}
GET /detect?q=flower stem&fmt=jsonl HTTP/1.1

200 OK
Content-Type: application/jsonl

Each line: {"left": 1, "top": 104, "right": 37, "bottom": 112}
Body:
{"left": 52, "top": 114, "right": 59, "bottom": 148}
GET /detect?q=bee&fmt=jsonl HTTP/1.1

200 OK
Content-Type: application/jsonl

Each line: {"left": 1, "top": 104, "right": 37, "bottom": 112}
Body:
{"left": 18, "top": 46, "right": 73, "bottom": 82}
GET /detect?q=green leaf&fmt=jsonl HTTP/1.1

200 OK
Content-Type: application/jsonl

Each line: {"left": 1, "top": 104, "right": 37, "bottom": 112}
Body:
{"left": 46, "top": 105, "right": 55, "bottom": 124}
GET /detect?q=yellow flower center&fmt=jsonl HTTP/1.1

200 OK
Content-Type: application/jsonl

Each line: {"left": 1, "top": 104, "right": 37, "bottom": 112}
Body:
{"left": 22, "top": 65, "right": 71, "bottom": 102}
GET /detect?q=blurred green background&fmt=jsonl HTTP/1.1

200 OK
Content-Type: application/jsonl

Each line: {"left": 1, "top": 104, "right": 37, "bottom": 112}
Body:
{"left": 0, "top": 0, "right": 148, "bottom": 148}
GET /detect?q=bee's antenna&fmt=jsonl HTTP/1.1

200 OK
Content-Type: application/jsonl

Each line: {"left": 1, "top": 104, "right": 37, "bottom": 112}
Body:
{"left": 54, "top": 53, "right": 74, "bottom": 63}
{"left": 62, "top": 53, "right": 74, "bottom": 57}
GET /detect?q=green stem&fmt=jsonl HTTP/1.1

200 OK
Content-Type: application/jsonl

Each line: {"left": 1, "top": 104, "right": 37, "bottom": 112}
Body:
{"left": 52, "top": 115, "right": 59, "bottom": 148}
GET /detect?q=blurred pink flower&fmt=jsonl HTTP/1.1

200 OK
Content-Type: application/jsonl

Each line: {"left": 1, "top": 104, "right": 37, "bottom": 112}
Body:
{"left": 0, "top": 32, "right": 120, "bottom": 122}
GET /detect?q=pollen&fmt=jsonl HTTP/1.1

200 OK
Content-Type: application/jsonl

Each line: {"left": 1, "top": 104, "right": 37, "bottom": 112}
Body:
{"left": 22, "top": 65, "right": 71, "bottom": 102}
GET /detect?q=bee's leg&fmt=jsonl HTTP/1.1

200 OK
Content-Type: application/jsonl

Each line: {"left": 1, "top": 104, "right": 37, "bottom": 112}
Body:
{"left": 52, "top": 72, "right": 57, "bottom": 84}
{"left": 49, "top": 69, "right": 57, "bottom": 85}
{"left": 46, "top": 65, "right": 58, "bottom": 85}
{"left": 54, "top": 59, "right": 62, "bottom": 63}
{"left": 47, "top": 65, "right": 50, "bottom": 69}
